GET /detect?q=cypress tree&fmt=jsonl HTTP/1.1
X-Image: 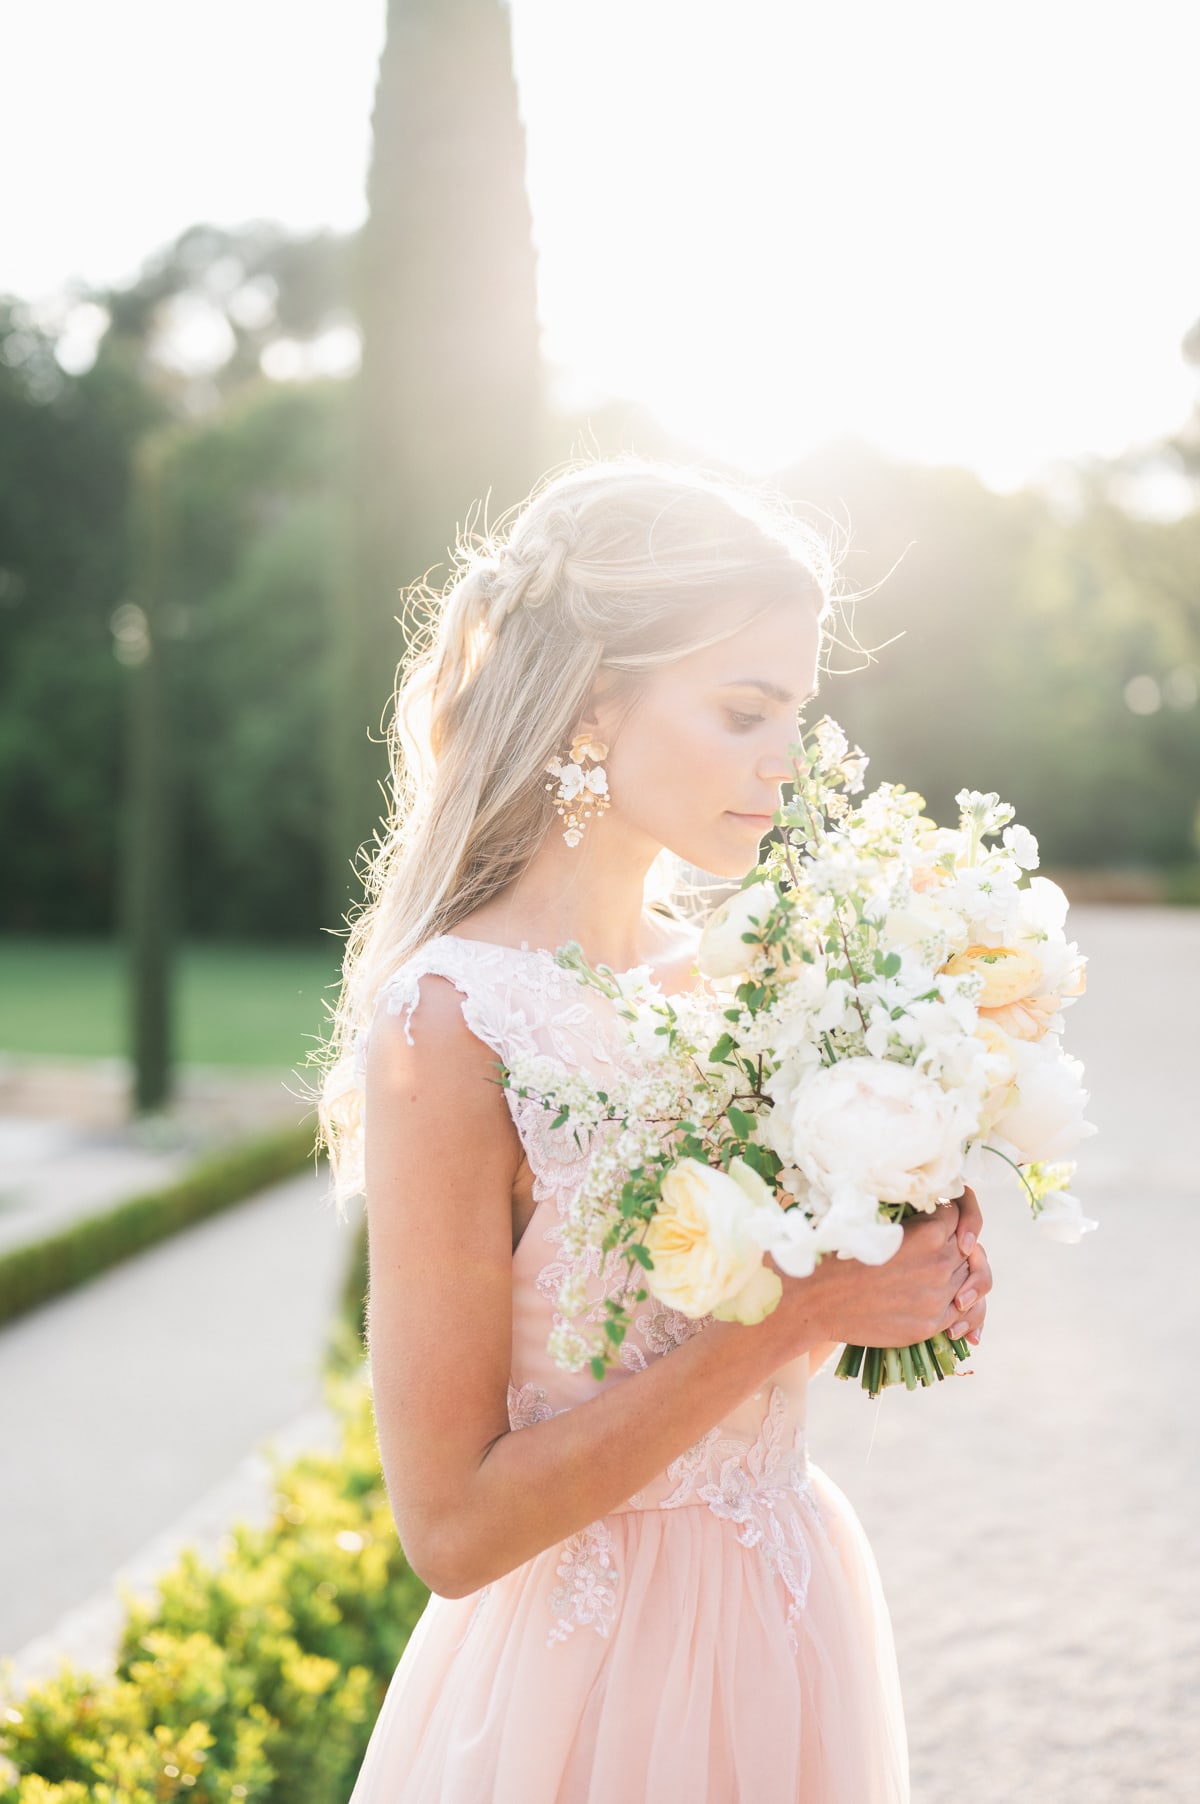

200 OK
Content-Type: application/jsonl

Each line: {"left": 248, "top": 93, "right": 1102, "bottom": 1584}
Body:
{"left": 328, "top": 0, "right": 544, "bottom": 927}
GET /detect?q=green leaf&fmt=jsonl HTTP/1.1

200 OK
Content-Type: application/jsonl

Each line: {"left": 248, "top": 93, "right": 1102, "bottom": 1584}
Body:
{"left": 727, "top": 1104, "right": 753, "bottom": 1140}
{"left": 629, "top": 1242, "right": 654, "bottom": 1270}
{"left": 590, "top": 1355, "right": 607, "bottom": 1382}
{"left": 604, "top": 1318, "right": 627, "bottom": 1346}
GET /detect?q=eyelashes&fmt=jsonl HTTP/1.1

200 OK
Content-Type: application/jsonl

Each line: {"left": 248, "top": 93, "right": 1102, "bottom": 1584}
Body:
{"left": 725, "top": 710, "right": 766, "bottom": 732}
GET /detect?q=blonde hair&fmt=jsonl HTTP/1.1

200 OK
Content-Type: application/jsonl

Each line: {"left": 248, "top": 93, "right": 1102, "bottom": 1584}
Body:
{"left": 310, "top": 453, "right": 835, "bottom": 1212}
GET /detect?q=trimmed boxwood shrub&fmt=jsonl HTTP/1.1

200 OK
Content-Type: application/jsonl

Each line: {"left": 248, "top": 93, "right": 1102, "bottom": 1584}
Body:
{"left": 0, "top": 1372, "right": 429, "bottom": 1803}
{"left": 0, "top": 1123, "right": 319, "bottom": 1327}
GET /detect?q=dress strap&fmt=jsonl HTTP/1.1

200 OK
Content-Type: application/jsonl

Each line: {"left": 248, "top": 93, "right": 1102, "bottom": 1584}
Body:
{"left": 365, "top": 934, "right": 540, "bottom": 1072}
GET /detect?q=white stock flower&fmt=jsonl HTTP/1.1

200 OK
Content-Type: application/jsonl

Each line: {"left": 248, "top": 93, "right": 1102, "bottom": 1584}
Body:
{"left": 763, "top": 1205, "right": 824, "bottom": 1277}
{"left": 1034, "top": 1186, "right": 1098, "bottom": 1244}
{"left": 813, "top": 1194, "right": 905, "bottom": 1266}
{"left": 644, "top": 1156, "right": 783, "bottom": 1323}
{"left": 1002, "top": 823, "right": 1040, "bottom": 869}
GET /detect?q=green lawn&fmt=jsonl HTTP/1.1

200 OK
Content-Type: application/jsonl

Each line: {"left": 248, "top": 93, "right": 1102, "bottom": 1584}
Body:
{"left": 0, "top": 936, "right": 345, "bottom": 1070}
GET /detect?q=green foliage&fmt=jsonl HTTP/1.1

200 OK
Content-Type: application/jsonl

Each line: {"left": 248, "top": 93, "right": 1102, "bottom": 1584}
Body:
{"left": 160, "top": 380, "right": 350, "bottom": 936}
{"left": 0, "top": 1123, "right": 318, "bottom": 1327}
{"left": 0, "top": 1377, "right": 429, "bottom": 1803}
{"left": 779, "top": 444, "right": 1200, "bottom": 875}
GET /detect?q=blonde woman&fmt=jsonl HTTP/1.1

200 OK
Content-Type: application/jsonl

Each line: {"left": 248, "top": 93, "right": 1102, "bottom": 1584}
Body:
{"left": 321, "top": 457, "right": 991, "bottom": 1803}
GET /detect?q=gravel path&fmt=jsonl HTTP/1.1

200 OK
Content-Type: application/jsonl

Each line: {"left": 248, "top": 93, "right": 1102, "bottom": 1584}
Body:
{"left": 0, "top": 1167, "right": 353, "bottom": 1667}
{"left": 807, "top": 905, "right": 1199, "bottom": 1803}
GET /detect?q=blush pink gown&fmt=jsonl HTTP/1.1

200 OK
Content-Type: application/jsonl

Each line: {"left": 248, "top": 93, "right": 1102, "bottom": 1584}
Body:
{"left": 347, "top": 933, "right": 910, "bottom": 1803}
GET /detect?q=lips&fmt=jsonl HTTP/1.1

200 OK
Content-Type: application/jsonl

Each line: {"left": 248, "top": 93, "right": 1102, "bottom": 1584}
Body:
{"left": 727, "top": 811, "right": 774, "bottom": 826}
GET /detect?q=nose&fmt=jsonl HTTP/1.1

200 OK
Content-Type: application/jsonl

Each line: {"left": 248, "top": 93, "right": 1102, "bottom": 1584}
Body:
{"left": 756, "top": 745, "right": 793, "bottom": 786}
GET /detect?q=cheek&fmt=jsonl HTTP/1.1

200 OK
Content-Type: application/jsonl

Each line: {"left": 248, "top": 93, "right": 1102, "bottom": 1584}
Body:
{"left": 611, "top": 707, "right": 737, "bottom": 817}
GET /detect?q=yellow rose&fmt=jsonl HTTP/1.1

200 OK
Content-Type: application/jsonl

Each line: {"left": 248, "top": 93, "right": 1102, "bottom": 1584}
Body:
{"left": 942, "top": 944, "right": 1043, "bottom": 1009}
{"left": 645, "top": 1156, "right": 783, "bottom": 1323}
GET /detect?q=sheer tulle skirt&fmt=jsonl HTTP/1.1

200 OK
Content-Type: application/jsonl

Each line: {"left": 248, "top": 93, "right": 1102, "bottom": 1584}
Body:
{"left": 348, "top": 1461, "right": 909, "bottom": 1804}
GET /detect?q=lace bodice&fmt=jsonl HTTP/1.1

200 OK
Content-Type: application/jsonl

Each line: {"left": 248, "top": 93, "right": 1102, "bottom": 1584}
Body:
{"left": 353, "top": 932, "right": 821, "bottom": 1648}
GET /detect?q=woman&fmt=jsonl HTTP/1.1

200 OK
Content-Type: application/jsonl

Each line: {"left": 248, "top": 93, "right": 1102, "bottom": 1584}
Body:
{"left": 319, "top": 456, "right": 992, "bottom": 1802}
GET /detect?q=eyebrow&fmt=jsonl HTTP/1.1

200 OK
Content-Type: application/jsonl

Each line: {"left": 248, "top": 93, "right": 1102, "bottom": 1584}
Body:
{"left": 718, "top": 678, "right": 818, "bottom": 706}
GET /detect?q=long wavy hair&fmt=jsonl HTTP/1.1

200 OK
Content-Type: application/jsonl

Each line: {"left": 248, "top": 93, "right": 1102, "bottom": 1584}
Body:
{"left": 310, "top": 453, "right": 837, "bottom": 1213}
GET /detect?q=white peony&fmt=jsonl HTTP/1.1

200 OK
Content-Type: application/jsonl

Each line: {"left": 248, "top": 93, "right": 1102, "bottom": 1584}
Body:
{"left": 781, "top": 1057, "right": 976, "bottom": 1217}
{"left": 990, "top": 1036, "right": 1096, "bottom": 1163}
{"left": 644, "top": 1155, "right": 783, "bottom": 1322}
{"left": 696, "top": 881, "right": 781, "bottom": 979}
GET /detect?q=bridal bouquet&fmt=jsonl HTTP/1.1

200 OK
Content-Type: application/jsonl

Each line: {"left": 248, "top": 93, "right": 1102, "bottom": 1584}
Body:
{"left": 499, "top": 717, "right": 1096, "bottom": 1397}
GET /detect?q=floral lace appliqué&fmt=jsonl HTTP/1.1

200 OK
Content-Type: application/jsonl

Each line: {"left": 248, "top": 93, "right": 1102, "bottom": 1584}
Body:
{"left": 659, "top": 1384, "right": 827, "bottom": 1652}
{"left": 547, "top": 1519, "right": 620, "bottom": 1647}
{"left": 507, "top": 1380, "right": 554, "bottom": 1430}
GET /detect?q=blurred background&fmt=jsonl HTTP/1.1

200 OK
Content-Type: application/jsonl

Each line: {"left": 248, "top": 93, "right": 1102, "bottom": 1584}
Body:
{"left": 0, "top": 3, "right": 1196, "bottom": 1800}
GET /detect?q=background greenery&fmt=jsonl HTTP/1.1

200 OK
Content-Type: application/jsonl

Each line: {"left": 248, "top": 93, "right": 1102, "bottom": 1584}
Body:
{"left": 3, "top": 239, "right": 1197, "bottom": 954}
{"left": 0, "top": 939, "right": 339, "bottom": 1067}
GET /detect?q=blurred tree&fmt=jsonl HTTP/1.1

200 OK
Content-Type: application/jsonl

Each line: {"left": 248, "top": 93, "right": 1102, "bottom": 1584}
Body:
{"left": 94, "top": 220, "right": 356, "bottom": 409}
{"left": 0, "top": 298, "right": 164, "bottom": 930}
{"left": 164, "top": 380, "right": 348, "bottom": 936}
{"left": 329, "top": 0, "right": 544, "bottom": 927}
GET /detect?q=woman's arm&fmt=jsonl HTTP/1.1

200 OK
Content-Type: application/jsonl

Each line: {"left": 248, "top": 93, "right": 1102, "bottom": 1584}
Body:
{"left": 364, "top": 977, "right": 990, "bottom": 1598}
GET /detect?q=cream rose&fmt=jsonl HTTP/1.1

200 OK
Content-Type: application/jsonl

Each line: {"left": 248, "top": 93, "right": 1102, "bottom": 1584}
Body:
{"left": 644, "top": 1155, "right": 783, "bottom": 1323}
{"left": 695, "top": 881, "right": 780, "bottom": 980}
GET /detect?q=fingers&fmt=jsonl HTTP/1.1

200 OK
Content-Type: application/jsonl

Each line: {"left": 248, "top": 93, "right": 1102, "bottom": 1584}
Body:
{"left": 954, "top": 1183, "right": 983, "bottom": 1257}
{"left": 947, "top": 1240, "right": 992, "bottom": 1344}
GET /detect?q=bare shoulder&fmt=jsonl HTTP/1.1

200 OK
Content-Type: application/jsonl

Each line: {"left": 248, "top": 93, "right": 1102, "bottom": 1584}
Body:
{"left": 363, "top": 971, "right": 522, "bottom": 1236}
{"left": 365, "top": 970, "right": 510, "bottom": 1119}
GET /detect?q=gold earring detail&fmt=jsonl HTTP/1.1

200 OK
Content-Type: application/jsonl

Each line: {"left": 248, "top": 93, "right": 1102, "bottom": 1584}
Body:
{"left": 544, "top": 731, "right": 611, "bottom": 847}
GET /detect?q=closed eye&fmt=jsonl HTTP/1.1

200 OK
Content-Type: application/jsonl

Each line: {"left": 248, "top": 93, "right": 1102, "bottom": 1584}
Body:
{"left": 726, "top": 709, "right": 766, "bottom": 732}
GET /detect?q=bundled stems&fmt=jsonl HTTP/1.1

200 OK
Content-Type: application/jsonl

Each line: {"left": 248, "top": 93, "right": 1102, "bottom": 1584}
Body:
{"left": 834, "top": 1332, "right": 972, "bottom": 1398}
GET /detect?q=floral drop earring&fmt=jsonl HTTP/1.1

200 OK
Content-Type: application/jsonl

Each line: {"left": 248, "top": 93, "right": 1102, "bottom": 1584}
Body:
{"left": 544, "top": 730, "right": 611, "bottom": 847}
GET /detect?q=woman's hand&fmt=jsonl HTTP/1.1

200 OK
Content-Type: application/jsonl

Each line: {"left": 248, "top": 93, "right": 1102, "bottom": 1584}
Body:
{"left": 767, "top": 1186, "right": 993, "bottom": 1352}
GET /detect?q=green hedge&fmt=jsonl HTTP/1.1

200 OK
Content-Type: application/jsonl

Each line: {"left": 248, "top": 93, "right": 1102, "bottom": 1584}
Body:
{"left": 0, "top": 1124, "right": 320, "bottom": 1328}
{"left": 0, "top": 1373, "right": 430, "bottom": 1803}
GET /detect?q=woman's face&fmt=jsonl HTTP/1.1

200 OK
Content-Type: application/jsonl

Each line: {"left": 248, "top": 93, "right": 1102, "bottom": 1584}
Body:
{"left": 594, "top": 600, "right": 824, "bottom": 878}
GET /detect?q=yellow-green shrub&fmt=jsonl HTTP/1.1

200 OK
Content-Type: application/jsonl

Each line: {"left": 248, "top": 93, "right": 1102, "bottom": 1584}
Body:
{"left": 0, "top": 1375, "right": 428, "bottom": 1804}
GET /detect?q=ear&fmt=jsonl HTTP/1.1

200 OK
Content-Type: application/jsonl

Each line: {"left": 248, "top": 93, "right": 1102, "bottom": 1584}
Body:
{"left": 581, "top": 668, "right": 628, "bottom": 740}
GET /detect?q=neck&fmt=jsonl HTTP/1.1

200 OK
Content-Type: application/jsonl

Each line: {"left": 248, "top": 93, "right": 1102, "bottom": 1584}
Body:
{"left": 481, "top": 812, "right": 666, "bottom": 970}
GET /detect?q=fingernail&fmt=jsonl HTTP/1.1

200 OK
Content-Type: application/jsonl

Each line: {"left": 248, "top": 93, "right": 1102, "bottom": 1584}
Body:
{"left": 960, "top": 1231, "right": 975, "bottom": 1254}
{"left": 950, "top": 1320, "right": 969, "bottom": 1339}
{"left": 966, "top": 1329, "right": 980, "bottom": 1345}
{"left": 957, "top": 1288, "right": 977, "bottom": 1310}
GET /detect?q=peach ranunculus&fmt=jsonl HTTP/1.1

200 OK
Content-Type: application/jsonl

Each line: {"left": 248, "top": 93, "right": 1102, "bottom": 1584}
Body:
{"left": 644, "top": 1156, "right": 783, "bottom": 1324}
{"left": 941, "top": 944, "right": 1043, "bottom": 1009}
{"left": 983, "top": 992, "right": 1063, "bottom": 1042}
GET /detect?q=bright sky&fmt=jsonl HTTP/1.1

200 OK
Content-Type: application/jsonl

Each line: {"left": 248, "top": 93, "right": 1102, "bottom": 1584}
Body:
{"left": 4, "top": 0, "right": 1199, "bottom": 493}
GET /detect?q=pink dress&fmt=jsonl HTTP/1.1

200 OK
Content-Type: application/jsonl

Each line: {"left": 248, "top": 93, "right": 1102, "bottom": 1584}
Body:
{"left": 347, "top": 933, "right": 910, "bottom": 1803}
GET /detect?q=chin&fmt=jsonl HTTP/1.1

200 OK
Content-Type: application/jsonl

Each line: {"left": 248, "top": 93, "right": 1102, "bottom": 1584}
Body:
{"left": 675, "top": 833, "right": 764, "bottom": 882}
